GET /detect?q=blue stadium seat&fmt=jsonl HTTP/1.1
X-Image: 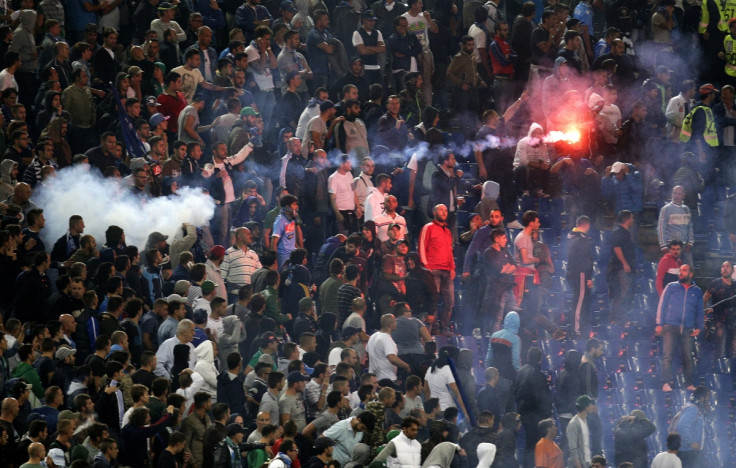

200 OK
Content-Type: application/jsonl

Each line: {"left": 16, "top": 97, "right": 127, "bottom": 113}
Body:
{"left": 707, "top": 373, "right": 734, "bottom": 393}
{"left": 613, "top": 372, "right": 639, "bottom": 391}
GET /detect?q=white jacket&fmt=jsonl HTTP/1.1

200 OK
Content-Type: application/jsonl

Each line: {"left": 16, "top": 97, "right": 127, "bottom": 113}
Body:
{"left": 193, "top": 341, "right": 218, "bottom": 400}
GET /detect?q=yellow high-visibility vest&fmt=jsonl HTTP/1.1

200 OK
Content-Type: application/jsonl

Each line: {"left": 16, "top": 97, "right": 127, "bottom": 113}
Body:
{"left": 680, "top": 105, "right": 719, "bottom": 146}
{"left": 700, "top": 0, "right": 736, "bottom": 33}
{"left": 725, "top": 34, "right": 736, "bottom": 76}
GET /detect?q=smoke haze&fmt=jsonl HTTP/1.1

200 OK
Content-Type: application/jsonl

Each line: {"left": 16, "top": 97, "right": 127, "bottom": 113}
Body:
{"left": 35, "top": 166, "right": 216, "bottom": 250}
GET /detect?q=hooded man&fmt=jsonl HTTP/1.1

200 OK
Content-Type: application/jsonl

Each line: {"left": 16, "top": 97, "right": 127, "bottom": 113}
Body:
{"left": 513, "top": 122, "right": 550, "bottom": 198}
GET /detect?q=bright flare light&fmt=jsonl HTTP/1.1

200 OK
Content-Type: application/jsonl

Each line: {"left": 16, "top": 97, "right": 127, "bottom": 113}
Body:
{"left": 544, "top": 130, "right": 581, "bottom": 144}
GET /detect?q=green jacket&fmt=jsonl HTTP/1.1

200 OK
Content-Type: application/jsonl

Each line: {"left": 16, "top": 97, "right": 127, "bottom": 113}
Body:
{"left": 11, "top": 361, "right": 43, "bottom": 399}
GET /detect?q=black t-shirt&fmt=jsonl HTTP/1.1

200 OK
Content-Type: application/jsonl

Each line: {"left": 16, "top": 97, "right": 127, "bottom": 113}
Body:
{"left": 85, "top": 354, "right": 106, "bottom": 377}
{"left": 608, "top": 226, "right": 635, "bottom": 274}
{"left": 33, "top": 356, "right": 57, "bottom": 388}
{"left": 531, "top": 26, "right": 553, "bottom": 67}
{"left": 157, "top": 449, "right": 179, "bottom": 468}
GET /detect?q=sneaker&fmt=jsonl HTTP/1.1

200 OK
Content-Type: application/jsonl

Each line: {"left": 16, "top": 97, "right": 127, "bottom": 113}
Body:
{"left": 507, "top": 220, "right": 523, "bottom": 229}
{"left": 685, "top": 385, "right": 697, "bottom": 391}
{"left": 662, "top": 383, "right": 673, "bottom": 392}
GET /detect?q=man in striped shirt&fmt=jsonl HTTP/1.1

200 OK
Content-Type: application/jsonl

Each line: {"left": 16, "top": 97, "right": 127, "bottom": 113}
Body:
{"left": 221, "top": 227, "right": 261, "bottom": 304}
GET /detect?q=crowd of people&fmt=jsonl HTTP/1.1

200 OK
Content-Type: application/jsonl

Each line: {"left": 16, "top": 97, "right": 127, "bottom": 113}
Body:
{"left": 0, "top": 0, "right": 734, "bottom": 466}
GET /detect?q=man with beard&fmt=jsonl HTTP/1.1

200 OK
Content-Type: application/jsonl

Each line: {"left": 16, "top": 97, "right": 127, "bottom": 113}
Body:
{"left": 418, "top": 204, "right": 455, "bottom": 336}
{"left": 271, "top": 194, "right": 302, "bottom": 268}
{"left": 657, "top": 264, "right": 703, "bottom": 392}
{"left": 703, "top": 261, "right": 736, "bottom": 359}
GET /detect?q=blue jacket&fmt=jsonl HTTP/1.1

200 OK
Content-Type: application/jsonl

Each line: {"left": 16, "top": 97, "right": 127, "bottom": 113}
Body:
{"left": 485, "top": 311, "right": 521, "bottom": 370}
{"left": 601, "top": 163, "right": 643, "bottom": 213}
{"left": 656, "top": 281, "right": 704, "bottom": 330}
{"left": 672, "top": 403, "right": 704, "bottom": 452}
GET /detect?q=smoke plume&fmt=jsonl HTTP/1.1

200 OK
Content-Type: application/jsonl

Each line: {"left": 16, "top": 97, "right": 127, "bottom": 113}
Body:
{"left": 34, "top": 165, "right": 216, "bottom": 250}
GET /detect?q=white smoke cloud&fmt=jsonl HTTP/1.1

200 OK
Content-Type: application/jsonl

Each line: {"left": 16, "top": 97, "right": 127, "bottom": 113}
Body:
{"left": 34, "top": 165, "right": 216, "bottom": 250}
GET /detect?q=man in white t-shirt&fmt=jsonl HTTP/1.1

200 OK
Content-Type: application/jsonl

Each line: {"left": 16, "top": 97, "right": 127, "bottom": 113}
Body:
{"left": 650, "top": 433, "right": 683, "bottom": 468}
{"left": 245, "top": 25, "right": 278, "bottom": 136}
{"left": 402, "top": 0, "right": 438, "bottom": 104}
{"left": 328, "top": 154, "right": 359, "bottom": 234}
{"left": 373, "top": 195, "right": 408, "bottom": 241}
{"left": 172, "top": 49, "right": 227, "bottom": 102}
{"left": 327, "top": 327, "right": 361, "bottom": 367}
{"left": 364, "top": 173, "right": 392, "bottom": 221}
{"left": 365, "top": 314, "right": 410, "bottom": 381}
{"left": 206, "top": 296, "right": 226, "bottom": 339}
{"left": 0, "top": 51, "right": 20, "bottom": 92}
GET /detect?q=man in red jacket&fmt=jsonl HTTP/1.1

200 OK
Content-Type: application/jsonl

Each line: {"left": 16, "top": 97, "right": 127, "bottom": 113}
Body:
{"left": 418, "top": 204, "right": 455, "bottom": 336}
{"left": 656, "top": 240, "right": 683, "bottom": 296}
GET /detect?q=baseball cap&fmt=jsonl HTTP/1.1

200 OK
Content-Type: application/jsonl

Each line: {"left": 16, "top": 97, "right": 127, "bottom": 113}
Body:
{"left": 240, "top": 106, "right": 258, "bottom": 117}
{"left": 128, "top": 65, "right": 144, "bottom": 75}
{"left": 314, "top": 436, "right": 335, "bottom": 450}
{"left": 209, "top": 245, "right": 226, "bottom": 258}
{"left": 55, "top": 347, "right": 77, "bottom": 360}
{"left": 319, "top": 100, "right": 335, "bottom": 112}
{"left": 166, "top": 293, "right": 186, "bottom": 303}
{"left": 700, "top": 83, "right": 719, "bottom": 95}
{"left": 630, "top": 409, "right": 647, "bottom": 420}
{"left": 148, "top": 232, "right": 168, "bottom": 243}
{"left": 228, "top": 423, "right": 245, "bottom": 437}
{"left": 174, "top": 280, "right": 190, "bottom": 295}
{"left": 145, "top": 95, "right": 161, "bottom": 107}
{"left": 566, "top": 18, "right": 582, "bottom": 28}
{"left": 201, "top": 280, "right": 217, "bottom": 294}
{"left": 610, "top": 162, "right": 626, "bottom": 174}
{"left": 298, "top": 297, "right": 314, "bottom": 312}
{"left": 158, "top": 1, "right": 177, "bottom": 9}
{"left": 287, "top": 371, "right": 310, "bottom": 384}
{"left": 193, "top": 93, "right": 206, "bottom": 102}
{"left": 280, "top": 0, "right": 297, "bottom": 12}
{"left": 48, "top": 448, "right": 66, "bottom": 468}
{"left": 361, "top": 9, "right": 377, "bottom": 20}
{"left": 149, "top": 113, "right": 170, "bottom": 127}
{"left": 258, "top": 353, "right": 274, "bottom": 365}
{"left": 655, "top": 65, "right": 672, "bottom": 75}
{"left": 576, "top": 395, "right": 595, "bottom": 409}
{"left": 193, "top": 309, "right": 208, "bottom": 325}
{"left": 342, "top": 326, "right": 362, "bottom": 339}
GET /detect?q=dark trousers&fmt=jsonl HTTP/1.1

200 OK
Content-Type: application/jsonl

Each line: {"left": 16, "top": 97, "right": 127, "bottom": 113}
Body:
{"left": 336, "top": 210, "right": 359, "bottom": 235}
{"left": 431, "top": 269, "right": 454, "bottom": 330}
{"left": 567, "top": 272, "right": 591, "bottom": 334}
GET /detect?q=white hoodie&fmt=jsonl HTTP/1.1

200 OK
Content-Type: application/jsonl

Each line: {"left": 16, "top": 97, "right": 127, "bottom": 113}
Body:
{"left": 193, "top": 341, "right": 218, "bottom": 400}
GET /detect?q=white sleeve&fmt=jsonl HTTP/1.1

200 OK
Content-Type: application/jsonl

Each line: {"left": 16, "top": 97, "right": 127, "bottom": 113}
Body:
{"left": 352, "top": 30, "right": 364, "bottom": 47}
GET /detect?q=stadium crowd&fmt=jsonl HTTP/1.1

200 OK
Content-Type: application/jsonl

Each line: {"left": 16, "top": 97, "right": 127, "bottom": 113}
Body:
{"left": 0, "top": 0, "right": 734, "bottom": 466}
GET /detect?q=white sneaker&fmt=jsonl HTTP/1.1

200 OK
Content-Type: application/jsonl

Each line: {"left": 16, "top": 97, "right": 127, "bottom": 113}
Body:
{"left": 507, "top": 220, "right": 523, "bottom": 229}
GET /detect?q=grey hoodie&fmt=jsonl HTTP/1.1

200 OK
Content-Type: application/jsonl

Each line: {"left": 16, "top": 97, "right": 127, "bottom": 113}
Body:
{"left": 344, "top": 443, "right": 371, "bottom": 468}
{"left": 217, "top": 315, "right": 243, "bottom": 368}
{"left": 421, "top": 442, "right": 461, "bottom": 468}
{"left": 0, "top": 159, "right": 17, "bottom": 200}
{"left": 11, "top": 10, "right": 38, "bottom": 72}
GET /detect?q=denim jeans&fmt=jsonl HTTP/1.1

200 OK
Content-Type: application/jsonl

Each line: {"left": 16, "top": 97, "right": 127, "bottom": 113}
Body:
{"left": 608, "top": 269, "right": 633, "bottom": 323}
{"left": 431, "top": 269, "right": 454, "bottom": 330}
{"left": 662, "top": 324, "right": 694, "bottom": 386}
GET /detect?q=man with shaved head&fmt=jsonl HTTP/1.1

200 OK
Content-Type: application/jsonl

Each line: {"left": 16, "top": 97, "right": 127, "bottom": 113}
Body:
{"left": 222, "top": 227, "right": 262, "bottom": 304}
{"left": 419, "top": 204, "right": 456, "bottom": 336}
{"left": 0, "top": 398, "right": 19, "bottom": 455}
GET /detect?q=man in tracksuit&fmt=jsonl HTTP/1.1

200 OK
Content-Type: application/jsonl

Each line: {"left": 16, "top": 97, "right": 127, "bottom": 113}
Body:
{"left": 656, "top": 264, "right": 703, "bottom": 392}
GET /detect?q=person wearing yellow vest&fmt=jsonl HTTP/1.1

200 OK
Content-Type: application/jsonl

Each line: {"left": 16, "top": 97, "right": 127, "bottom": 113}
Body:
{"left": 718, "top": 18, "right": 736, "bottom": 79}
{"left": 699, "top": 0, "right": 736, "bottom": 36}
{"left": 680, "top": 83, "right": 719, "bottom": 161}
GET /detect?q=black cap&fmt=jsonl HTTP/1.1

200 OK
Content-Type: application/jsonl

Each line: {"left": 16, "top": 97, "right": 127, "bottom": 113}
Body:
{"left": 227, "top": 423, "right": 245, "bottom": 437}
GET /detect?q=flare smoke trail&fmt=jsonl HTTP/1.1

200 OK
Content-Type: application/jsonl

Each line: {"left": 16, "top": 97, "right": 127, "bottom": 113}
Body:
{"left": 35, "top": 166, "right": 216, "bottom": 250}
